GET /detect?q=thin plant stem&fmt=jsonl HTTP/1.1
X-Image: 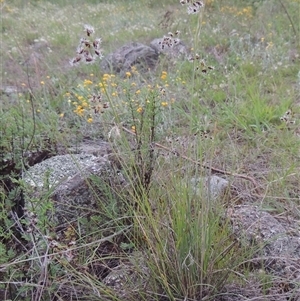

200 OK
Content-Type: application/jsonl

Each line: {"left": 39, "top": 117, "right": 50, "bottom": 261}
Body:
{"left": 278, "top": 0, "right": 297, "bottom": 37}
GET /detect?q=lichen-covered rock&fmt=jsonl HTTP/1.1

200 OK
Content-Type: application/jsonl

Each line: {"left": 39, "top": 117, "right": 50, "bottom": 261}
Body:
{"left": 100, "top": 42, "right": 159, "bottom": 75}
{"left": 23, "top": 145, "right": 126, "bottom": 226}
{"left": 230, "top": 205, "right": 289, "bottom": 256}
{"left": 229, "top": 205, "right": 300, "bottom": 281}
{"left": 23, "top": 153, "right": 101, "bottom": 188}
{"left": 191, "top": 175, "right": 230, "bottom": 201}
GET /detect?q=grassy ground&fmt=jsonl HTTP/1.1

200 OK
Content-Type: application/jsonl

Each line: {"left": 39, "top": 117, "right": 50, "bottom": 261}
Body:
{"left": 1, "top": 0, "right": 300, "bottom": 300}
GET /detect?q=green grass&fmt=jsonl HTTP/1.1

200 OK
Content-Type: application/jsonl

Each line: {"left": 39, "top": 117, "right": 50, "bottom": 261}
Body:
{"left": 1, "top": 0, "right": 300, "bottom": 300}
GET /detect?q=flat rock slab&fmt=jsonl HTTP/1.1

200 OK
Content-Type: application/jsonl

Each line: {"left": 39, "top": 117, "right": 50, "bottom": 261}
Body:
{"left": 23, "top": 153, "right": 101, "bottom": 188}
{"left": 23, "top": 146, "right": 125, "bottom": 226}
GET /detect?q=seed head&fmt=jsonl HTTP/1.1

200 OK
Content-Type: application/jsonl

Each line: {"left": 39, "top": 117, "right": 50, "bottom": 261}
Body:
{"left": 84, "top": 24, "right": 95, "bottom": 36}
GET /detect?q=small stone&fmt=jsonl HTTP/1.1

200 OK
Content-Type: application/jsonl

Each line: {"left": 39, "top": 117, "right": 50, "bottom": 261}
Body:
{"left": 191, "top": 175, "right": 229, "bottom": 201}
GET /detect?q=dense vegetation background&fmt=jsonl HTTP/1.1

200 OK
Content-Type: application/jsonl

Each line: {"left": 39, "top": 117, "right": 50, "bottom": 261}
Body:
{"left": 1, "top": 0, "right": 299, "bottom": 300}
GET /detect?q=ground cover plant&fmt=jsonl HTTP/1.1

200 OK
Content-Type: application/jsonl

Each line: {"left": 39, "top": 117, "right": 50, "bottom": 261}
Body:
{"left": 1, "top": 0, "right": 300, "bottom": 300}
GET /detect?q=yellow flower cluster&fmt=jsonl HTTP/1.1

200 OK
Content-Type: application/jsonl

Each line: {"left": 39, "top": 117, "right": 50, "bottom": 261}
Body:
{"left": 83, "top": 79, "right": 93, "bottom": 87}
{"left": 161, "top": 71, "right": 168, "bottom": 81}
{"left": 221, "top": 6, "right": 253, "bottom": 18}
{"left": 71, "top": 93, "right": 89, "bottom": 117}
{"left": 67, "top": 64, "right": 178, "bottom": 124}
{"left": 99, "top": 73, "right": 117, "bottom": 93}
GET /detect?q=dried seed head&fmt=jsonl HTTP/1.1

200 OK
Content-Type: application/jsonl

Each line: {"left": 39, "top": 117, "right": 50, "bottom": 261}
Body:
{"left": 280, "top": 109, "right": 296, "bottom": 125}
{"left": 93, "top": 38, "right": 102, "bottom": 49}
{"left": 85, "top": 55, "right": 94, "bottom": 63}
{"left": 84, "top": 41, "right": 91, "bottom": 48}
{"left": 188, "top": 53, "right": 200, "bottom": 62}
{"left": 187, "top": 1, "right": 204, "bottom": 14}
{"left": 84, "top": 24, "right": 95, "bottom": 36}
{"left": 76, "top": 45, "right": 84, "bottom": 54}
{"left": 94, "top": 49, "right": 103, "bottom": 58}
{"left": 195, "top": 59, "right": 215, "bottom": 73}
{"left": 80, "top": 38, "right": 88, "bottom": 45}
{"left": 71, "top": 25, "right": 103, "bottom": 66}
{"left": 160, "top": 34, "right": 178, "bottom": 49}
{"left": 159, "top": 87, "right": 166, "bottom": 95}
{"left": 180, "top": 0, "right": 191, "bottom": 4}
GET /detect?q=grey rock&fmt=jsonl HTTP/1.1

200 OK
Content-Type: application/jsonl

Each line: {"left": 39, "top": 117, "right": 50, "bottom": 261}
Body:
{"left": 191, "top": 175, "right": 229, "bottom": 201}
{"left": 100, "top": 42, "right": 159, "bottom": 75}
{"left": 230, "top": 205, "right": 289, "bottom": 256}
{"left": 68, "top": 139, "right": 113, "bottom": 157}
{"left": 100, "top": 38, "right": 189, "bottom": 75}
{"left": 0, "top": 85, "right": 20, "bottom": 95}
{"left": 230, "top": 204, "right": 300, "bottom": 282}
{"left": 23, "top": 145, "right": 125, "bottom": 226}
{"left": 23, "top": 153, "right": 100, "bottom": 188}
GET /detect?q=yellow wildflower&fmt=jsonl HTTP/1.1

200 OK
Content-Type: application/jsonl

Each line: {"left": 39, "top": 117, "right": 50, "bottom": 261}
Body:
{"left": 161, "top": 102, "right": 168, "bottom": 107}
{"left": 125, "top": 72, "right": 131, "bottom": 78}
{"left": 161, "top": 71, "right": 167, "bottom": 80}
{"left": 81, "top": 101, "right": 89, "bottom": 108}
{"left": 74, "top": 105, "right": 84, "bottom": 116}
{"left": 87, "top": 117, "right": 93, "bottom": 123}
{"left": 131, "top": 66, "right": 138, "bottom": 73}
{"left": 137, "top": 107, "right": 143, "bottom": 113}
{"left": 99, "top": 82, "right": 108, "bottom": 88}
{"left": 83, "top": 79, "right": 93, "bottom": 86}
{"left": 103, "top": 74, "right": 110, "bottom": 81}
